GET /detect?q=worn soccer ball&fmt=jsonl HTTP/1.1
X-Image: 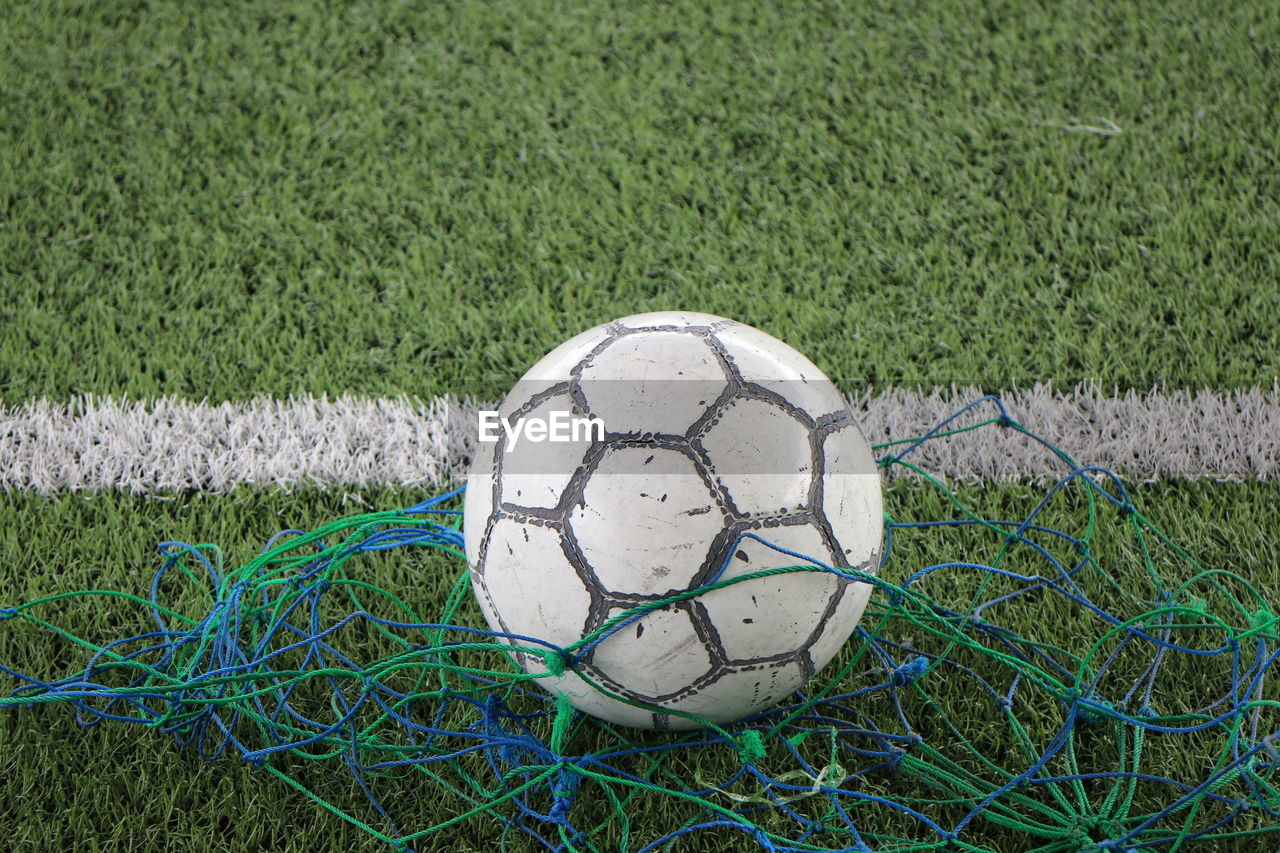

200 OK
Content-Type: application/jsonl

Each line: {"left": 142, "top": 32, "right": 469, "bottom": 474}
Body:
{"left": 464, "top": 311, "right": 882, "bottom": 730}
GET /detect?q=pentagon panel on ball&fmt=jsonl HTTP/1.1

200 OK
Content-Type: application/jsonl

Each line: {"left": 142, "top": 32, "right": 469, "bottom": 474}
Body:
{"left": 464, "top": 312, "right": 883, "bottom": 730}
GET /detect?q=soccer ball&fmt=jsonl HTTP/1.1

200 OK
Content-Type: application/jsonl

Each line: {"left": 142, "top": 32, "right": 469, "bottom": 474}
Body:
{"left": 463, "top": 311, "right": 882, "bottom": 730}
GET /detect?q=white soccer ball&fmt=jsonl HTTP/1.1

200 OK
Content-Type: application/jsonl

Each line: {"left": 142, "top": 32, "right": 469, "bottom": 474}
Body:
{"left": 464, "top": 312, "right": 882, "bottom": 730}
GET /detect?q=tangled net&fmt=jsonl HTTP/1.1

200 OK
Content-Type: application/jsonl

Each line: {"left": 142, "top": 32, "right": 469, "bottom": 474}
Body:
{"left": 1, "top": 396, "right": 1277, "bottom": 852}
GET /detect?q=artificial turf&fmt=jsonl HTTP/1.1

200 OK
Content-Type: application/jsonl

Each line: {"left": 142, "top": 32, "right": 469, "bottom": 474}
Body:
{"left": 0, "top": 478, "right": 1277, "bottom": 852}
{"left": 2, "top": 0, "right": 1278, "bottom": 850}
{"left": 2, "top": 0, "right": 1278, "bottom": 403}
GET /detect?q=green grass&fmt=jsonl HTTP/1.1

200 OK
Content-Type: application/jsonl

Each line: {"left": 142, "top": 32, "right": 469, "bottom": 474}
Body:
{"left": 0, "top": 479, "right": 1276, "bottom": 851}
{"left": 2, "top": 0, "right": 1279, "bottom": 402}
{"left": 2, "top": 0, "right": 1279, "bottom": 849}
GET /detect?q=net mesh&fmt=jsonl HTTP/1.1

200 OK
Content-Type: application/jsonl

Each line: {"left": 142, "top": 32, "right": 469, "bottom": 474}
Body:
{"left": 1, "top": 395, "right": 1277, "bottom": 852}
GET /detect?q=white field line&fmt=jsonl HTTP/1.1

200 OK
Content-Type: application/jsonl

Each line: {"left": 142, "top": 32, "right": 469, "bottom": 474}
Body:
{"left": 0, "top": 384, "right": 1277, "bottom": 495}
